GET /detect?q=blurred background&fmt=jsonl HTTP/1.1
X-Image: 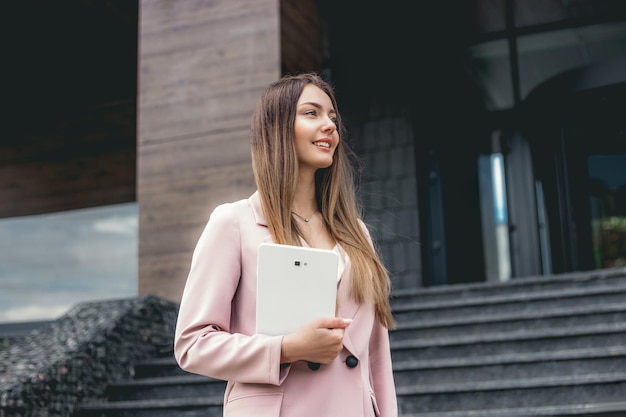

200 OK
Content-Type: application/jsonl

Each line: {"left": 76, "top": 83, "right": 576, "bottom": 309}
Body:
{"left": 2, "top": 0, "right": 625, "bottom": 323}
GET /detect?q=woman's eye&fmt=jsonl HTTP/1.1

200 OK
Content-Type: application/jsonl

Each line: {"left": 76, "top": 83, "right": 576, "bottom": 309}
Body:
{"left": 304, "top": 110, "right": 317, "bottom": 116}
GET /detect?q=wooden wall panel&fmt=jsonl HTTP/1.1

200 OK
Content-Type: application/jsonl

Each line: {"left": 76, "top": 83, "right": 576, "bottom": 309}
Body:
{"left": 137, "top": 0, "right": 281, "bottom": 301}
{"left": 0, "top": 148, "right": 135, "bottom": 217}
{"left": 0, "top": 99, "right": 136, "bottom": 218}
{"left": 139, "top": 1, "right": 280, "bottom": 144}
{"left": 139, "top": 161, "right": 255, "bottom": 254}
{"left": 281, "top": 0, "right": 323, "bottom": 74}
{"left": 139, "top": 252, "right": 194, "bottom": 302}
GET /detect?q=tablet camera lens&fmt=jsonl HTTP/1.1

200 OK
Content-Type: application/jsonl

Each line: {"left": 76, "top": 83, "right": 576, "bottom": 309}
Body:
{"left": 294, "top": 260, "right": 301, "bottom": 266}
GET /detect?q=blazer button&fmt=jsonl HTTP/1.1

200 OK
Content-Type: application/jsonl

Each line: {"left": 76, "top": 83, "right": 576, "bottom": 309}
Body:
{"left": 346, "top": 355, "right": 358, "bottom": 368}
{"left": 308, "top": 361, "right": 321, "bottom": 371}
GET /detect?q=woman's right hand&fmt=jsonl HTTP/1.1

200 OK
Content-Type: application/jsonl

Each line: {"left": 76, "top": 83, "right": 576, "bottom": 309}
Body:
{"left": 280, "top": 317, "right": 352, "bottom": 364}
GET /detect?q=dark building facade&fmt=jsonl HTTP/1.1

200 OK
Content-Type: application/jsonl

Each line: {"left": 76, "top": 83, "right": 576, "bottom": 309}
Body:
{"left": 2, "top": 0, "right": 625, "bottom": 303}
{"left": 313, "top": 0, "right": 626, "bottom": 290}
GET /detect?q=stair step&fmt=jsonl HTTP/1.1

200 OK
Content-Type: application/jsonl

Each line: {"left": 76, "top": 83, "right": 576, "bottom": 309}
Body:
{"left": 74, "top": 397, "right": 223, "bottom": 417}
{"left": 396, "top": 372, "right": 626, "bottom": 413}
{"left": 392, "top": 284, "right": 626, "bottom": 321}
{"left": 399, "top": 400, "right": 626, "bottom": 417}
{"left": 133, "top": 357, "right": 188, "bottom": 378}
{"left": 106, "top": 375, "right": 226, "bottom": 401}
{"left": 390, "top": 302, "right": 626, "bottom": 341}
{"left": 394, "top": 346, "right": 626, "bottom": 371}
{"left": 393, "top": 346, "right": 626, "bottom": 385}
{"left": 391, "top": 322, "right": 626, "bottom": 361}
{"left": 391, "top": 269, "right": 626, "bottom": 306}
{"left": 71, "top": 269, "right": 626, "bottom": 417}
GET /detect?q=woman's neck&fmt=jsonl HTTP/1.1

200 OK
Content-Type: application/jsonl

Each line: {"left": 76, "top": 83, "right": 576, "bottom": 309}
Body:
{"left": 292, "top": 171, "right": 317, "bottom": 216}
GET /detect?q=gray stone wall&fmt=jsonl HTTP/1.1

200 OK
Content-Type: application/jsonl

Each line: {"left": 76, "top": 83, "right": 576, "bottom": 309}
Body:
{"left": 353, "top": 112, "right": 422, "bottom": 290}
{"left": 0, "top": 296, "right": 178, "bottom": 417}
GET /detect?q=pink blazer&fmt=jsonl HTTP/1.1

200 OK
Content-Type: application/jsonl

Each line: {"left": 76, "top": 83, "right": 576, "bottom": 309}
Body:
{"left": 174, "top": 192, "right": 398, "bottom": 417}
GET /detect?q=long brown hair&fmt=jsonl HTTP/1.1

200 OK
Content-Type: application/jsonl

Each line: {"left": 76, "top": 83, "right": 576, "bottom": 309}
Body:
{"left": 250, "top": 73, "right": 395, "bottom": 329}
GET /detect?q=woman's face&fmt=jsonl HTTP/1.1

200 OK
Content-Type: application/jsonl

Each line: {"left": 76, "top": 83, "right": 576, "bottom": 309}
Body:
{"left": 293, "top": 84, "right": 339, "bottom": 173}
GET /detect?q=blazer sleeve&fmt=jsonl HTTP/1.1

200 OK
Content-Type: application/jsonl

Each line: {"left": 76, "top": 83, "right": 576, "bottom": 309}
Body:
{"left": 360, "top": 219, "right": 399, "bottom": 416}
{"left": 369, "top": 320, "right": 398, "bottom": 417}
{"left": 173, "top": 203, "right": 286, "bottom": 385}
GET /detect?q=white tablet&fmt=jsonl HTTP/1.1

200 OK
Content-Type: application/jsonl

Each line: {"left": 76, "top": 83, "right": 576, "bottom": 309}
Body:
{"left": 255, "top": 243, "right": 339, "bottom": 336}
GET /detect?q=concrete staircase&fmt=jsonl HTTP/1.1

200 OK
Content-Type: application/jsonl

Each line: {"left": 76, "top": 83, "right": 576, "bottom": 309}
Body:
{"left": 73, "top": 268, "right": 626, "bottom": 417}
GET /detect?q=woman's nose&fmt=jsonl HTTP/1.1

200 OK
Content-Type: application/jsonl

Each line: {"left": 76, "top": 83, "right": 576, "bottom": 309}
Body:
{"left": 322, "top": 116, "right": 336, "bottom": 132}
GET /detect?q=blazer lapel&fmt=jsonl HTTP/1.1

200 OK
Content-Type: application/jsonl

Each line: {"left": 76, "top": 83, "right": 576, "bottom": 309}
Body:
{"left": 249, "top": 191, "right": 274, "bottom": 243}
{"left": 337, "top": 249, "right": 360, "bottom": 355}
{"left": 250, "top": 191, "right": 267, "bottom": 227}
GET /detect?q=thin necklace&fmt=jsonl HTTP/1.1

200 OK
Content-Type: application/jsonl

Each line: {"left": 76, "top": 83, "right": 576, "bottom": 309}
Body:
{"left": 292, "top": 210, "right": 318, "bottom": 223}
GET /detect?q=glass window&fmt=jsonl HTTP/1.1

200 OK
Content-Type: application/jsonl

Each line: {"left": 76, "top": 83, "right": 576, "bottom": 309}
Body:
{"left": 514, "top": 0, "right": 623, "bottom": 28}
{"left": 462, "top": 20, "right": 626, "bottom": 110}
{"left": 479, "top": 151, "right": 512, "bottom": 281}
{"left": 0, "top": 203, "right": 138, "bottom": 323}
{"left": 518, "top": 21, "right": 626, "bottom": 100}
{"left": 588, "top": 154, "right": 626, "bottom": 268}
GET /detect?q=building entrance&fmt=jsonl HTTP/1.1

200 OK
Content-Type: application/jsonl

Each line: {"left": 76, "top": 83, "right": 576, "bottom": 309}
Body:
{"left": 526, "top": 62, "right": 626, "bottom": 274}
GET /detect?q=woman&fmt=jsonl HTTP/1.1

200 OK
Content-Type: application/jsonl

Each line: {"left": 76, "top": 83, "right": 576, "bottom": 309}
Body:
{"left": 174, "top": 73, "right": 398, "bottom": 417}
